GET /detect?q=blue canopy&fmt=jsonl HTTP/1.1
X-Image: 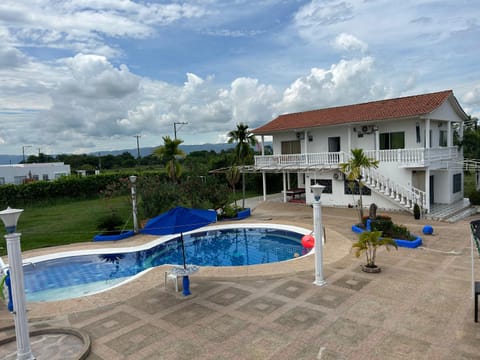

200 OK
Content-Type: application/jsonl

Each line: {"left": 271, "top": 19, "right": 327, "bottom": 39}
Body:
{"left": 140, "top": 207, "right": 217, "bottom": 235}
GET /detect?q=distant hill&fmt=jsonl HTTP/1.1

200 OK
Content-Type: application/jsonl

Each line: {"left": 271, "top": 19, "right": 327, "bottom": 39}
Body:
{"left": 95, "top": 143, "right": 238, "bottom": 157}
{"left": 0, "top": 143, "right": 243, "bottom": 165}
{"left": 0, "top": 155, "right": 24, "bottom": 165}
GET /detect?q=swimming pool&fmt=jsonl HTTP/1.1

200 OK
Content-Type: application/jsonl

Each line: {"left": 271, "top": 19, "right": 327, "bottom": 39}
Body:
{"left": 20, "top": 224, "right": 311, "bottom": 302}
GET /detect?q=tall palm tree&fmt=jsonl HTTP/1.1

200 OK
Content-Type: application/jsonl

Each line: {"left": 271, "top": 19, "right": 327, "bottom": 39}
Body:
{"left": 227, "top": 123, "right": 258, "bottom": 208}
{"left": 154, "top": 136, "right": 185, "bottom": 183}
{"left": 340, "top": 148, "right": 379, "bottom": 222}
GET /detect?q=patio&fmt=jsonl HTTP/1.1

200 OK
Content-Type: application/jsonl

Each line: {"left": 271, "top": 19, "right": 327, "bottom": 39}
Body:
{"left": 1, "top": 201, "right": 480, "bottom": 359}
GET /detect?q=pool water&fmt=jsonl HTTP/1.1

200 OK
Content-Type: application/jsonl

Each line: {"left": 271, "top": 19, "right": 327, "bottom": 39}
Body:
{"left": 23, "top": 226, "right": 310, "bottom": 302}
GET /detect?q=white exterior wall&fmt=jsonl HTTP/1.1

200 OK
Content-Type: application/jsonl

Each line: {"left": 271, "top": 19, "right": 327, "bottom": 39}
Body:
{"left": 0, "top": 163, "right": 71, "bottom": 185}
{"left": 304, "top": 172, "right": 401, "bottom": 210}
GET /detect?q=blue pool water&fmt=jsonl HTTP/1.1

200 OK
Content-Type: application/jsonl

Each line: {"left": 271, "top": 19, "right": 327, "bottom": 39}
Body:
{"left": 23, "top": 225, "right": 310, "bottom": 302}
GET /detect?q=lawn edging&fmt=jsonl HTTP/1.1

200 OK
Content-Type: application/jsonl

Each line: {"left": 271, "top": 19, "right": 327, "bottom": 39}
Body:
{"left": 93, "top": 230, "right": 135, "bottom": 242}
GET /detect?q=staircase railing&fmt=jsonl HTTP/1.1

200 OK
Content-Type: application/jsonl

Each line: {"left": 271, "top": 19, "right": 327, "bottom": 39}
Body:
{"left": 361, "top": 167, "right": 427, "bottom": 213}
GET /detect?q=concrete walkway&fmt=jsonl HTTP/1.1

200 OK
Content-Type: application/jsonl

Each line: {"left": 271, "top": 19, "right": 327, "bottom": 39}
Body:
{"left": 1, "top": 200, "right": 480, "bottom": 359}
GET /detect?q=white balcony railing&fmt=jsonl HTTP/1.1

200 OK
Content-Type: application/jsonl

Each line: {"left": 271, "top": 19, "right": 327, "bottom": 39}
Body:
{"left": 254, "top": 147, "right": 459, "bottom": 168}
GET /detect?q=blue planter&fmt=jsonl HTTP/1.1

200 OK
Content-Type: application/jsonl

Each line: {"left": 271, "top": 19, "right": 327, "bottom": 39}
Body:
{"left": 220, "top": 208, "right": 251, "bottom": 221}
{"left": 93, "top": 230, "right": 135, "bottom": 242}
{"left": 236, "top": 208, "right": 251, "bottom": 220}
{"left": 351, "top": 225, "right": 422, "bottom": 248}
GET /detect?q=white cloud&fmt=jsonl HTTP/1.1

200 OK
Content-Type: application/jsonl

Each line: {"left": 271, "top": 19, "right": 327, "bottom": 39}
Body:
{"left": 0, "top": 0, "right": 208, "bottom": 56}
{"left": 278, "top": 57, "right": 388, "bottom": 113}
{"left": 333, "top": 33, "right": 367, "bottom": 53}
{"left": 463, "top": 87, "right": 480, "bottom": 106}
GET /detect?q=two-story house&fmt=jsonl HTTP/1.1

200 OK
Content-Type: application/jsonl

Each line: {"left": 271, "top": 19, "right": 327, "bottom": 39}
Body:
{"left": 252, "top": 90, "right": 470, "bottom": 217}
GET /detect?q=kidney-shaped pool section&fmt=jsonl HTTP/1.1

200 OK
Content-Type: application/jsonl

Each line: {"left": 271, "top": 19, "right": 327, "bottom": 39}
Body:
{"left": 21, "top": 223, "right": 311, "bottom": 302}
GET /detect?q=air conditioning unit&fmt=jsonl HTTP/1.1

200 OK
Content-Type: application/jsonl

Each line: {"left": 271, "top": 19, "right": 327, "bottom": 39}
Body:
{"left": 358, "top": 125, "right": 377, "bottom": 135}
{"left": 333, "top": 171, "right": 344, "bottom": 181}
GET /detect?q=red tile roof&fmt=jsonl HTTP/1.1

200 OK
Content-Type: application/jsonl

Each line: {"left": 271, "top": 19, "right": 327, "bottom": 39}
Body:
{"left": 253, "top": 90, "right": 456, "bottom": 134}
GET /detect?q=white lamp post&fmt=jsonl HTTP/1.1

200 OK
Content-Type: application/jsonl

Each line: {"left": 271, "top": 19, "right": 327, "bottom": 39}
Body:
{"left": 129, "top": 176, "right": 139, "bottom": 233}
{"left": 311, "top": 184, "right": 326, "bottom": 287}
{"left": 0, "top": 207, "right": 35, "bottom": 360}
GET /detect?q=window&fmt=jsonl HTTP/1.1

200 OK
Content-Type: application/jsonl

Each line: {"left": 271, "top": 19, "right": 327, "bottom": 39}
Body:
{"left": 42, "top": 174, "right": 49, "bottom": 181}
{"left": 14, "top": 176, "right": 26, "bottom": 185}
{"left": 379, "top": 132, "right": 405, "bottom": 150}
{"left": 0, "top": 177, "right": 4, "bottom": 185}
{"left": 33, "top": 175, "right": 39, "bottom": 181}
{"left": 311, "top": 179, "right": 332, "bottom": 194}
{"left": 281, "top": 140, "right": 301, "bottom": 154}
{"left": 344, "top": 180, "right": 371, "bottom": 196}
{"left": 439, "top": 130, "right": 447, "bottom": 147}
{"left": 453, "top": 173, "right": 462, "bottom": 193}
{"left": 416, "top": 123, "right": 421, "bottom": 143}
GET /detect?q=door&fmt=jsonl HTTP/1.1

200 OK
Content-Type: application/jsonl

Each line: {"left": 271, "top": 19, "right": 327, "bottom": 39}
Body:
{"left": 328, "top": 137, "right": 340, "bottom": 163}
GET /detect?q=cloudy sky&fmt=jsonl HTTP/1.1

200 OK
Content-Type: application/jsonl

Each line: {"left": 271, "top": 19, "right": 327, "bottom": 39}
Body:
{"left": 0, "top": 0, "right": 479, "bottom": 155}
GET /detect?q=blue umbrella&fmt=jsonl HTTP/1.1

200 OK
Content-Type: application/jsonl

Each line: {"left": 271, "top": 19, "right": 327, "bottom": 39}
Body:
{"left": 141, "top": 207, "right": 217, "bottom": 295}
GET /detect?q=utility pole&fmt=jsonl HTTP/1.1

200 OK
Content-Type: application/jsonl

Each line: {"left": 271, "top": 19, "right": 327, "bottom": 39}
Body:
{"left": 133, "top": 135, "right": 141, "bottom": 159}
{"left": 22, "top": 145, "right": 32, "bottom": 163}
{"left": 174, "top": 122, "right": 188, "bottom": 139}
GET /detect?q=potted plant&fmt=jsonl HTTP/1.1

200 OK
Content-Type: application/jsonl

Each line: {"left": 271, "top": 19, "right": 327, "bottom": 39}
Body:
{"left": 413, "top": 203, "right": 421, "bottom": 220}
{"left": 352, "top": 230, "right": 397, "bottom": 273}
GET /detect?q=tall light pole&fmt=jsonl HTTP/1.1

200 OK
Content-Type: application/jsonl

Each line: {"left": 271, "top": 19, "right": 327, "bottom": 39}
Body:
{"left": 0, "top": 207, "right": 35, "bottom": 360}
{"left": 311, "top": 184, "right": 326, "bottom": 287}
{"left": 21, "top": 146, "right": 32, "bottom": 163}
{"left": 173, "top": 122, "right": 188, "bottom": 139}
{"left": 129, "top": 176, "right": 139, "bottom": 233}
{"left": 133, "top": 135, "right": 141, "bottom": 159}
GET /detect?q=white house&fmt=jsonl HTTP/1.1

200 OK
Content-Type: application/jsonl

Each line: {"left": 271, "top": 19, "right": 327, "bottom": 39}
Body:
{"left": 0, "top": 162, "right": 71, "bottom": 185}
{"left": 252, "top": 90, "right": 471, "bottom": 216}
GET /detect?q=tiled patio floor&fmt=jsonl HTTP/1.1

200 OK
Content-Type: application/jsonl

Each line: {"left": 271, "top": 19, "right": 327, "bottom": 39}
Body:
{"left": 1, "top": 201, "right": 480, "bottom": 359}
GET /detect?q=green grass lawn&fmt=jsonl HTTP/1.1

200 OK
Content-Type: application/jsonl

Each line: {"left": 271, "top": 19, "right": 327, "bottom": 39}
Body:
{"left": 0, "top": 196, "right": 133, "bottom": 256}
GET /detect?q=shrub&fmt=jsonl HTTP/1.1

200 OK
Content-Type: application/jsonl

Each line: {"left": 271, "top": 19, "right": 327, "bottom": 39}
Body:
{"left": 469, "top": 190, "right": 480, "bottom": 205}
{"left": 413, "top": 203, "right": 421, "bottom": 219}
{"left": 97, "top": 212, "right": 124, "bottom": 232}
{"left": 363, "top": 214, "right": 415, "bottom": 241}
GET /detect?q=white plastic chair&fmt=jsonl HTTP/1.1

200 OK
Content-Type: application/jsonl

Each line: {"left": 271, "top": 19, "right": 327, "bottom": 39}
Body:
{"left": 164, "top": 269, "right": 180, "bottom": 292}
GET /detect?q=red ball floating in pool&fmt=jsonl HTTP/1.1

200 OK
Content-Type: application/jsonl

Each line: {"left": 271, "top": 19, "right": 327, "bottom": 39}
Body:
{"left": 301, "top": 234, "right": 315, "bottom": 249}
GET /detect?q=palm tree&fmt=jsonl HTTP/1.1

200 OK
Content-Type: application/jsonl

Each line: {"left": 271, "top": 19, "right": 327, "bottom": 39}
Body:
{"left": 154, "top": 136, "right": 185, "bottom": 183}
{"left": 340, "top": 148, "right": 379, "bottom": 222}
{"left": 227, "top": 123, "right": 258, "bottom": 208}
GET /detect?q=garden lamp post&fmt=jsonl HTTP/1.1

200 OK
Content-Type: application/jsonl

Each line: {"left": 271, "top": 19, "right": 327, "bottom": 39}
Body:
{"left": 311, "top": 184, "right": 326, "bottom": 287}
{"left": 0, "top": 207, "right": 35, "bottom": 360}
{"left": 129, "top": 176, "right": 139, "bottom": 233}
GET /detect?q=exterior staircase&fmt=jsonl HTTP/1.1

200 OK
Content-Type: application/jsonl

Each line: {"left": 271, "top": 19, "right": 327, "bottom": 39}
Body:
{"left": 361, "top": 166, "right": 477, "bottom": 222}
{"left": 361, "top": 168, "right": 426, "bottom": 214}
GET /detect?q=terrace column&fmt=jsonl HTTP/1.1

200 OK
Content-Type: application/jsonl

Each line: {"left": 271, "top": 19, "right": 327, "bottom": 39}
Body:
{"left": 262, "top": 172, "right": 267, "bottom": 201}
{"left": 282, "top": 172, "right": 287, "bottom": 203}
{"left": 447, "top": 121, "right": 452, "bottom": 147}
{"left": 425, "top": 168, "right": 431, "bottom": 213}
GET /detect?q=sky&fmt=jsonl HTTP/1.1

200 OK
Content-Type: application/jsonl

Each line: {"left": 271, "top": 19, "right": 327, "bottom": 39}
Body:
{"left": 0, "top": 0, "right": 479, "bottom": 156}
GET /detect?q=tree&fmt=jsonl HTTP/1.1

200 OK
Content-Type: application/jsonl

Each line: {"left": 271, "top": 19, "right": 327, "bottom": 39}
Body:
{"left": 227, "top": 123, "right": 258, "bottom": 208}
{"left": 154, "top": 136, "right": 185, "bottom": 183}
{"left": 340, "top": 148, "right": 379, "bottom": 222}
{"left": 226, "top": 166, "right": 241, "bottom": 207}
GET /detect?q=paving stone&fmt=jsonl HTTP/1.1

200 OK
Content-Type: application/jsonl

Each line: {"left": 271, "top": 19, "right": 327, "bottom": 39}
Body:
{"left": 205, "top": 286, "right": 252, "bottom": 306}
{"left": 305, "top": 287, "right": 352, "bottom": 309}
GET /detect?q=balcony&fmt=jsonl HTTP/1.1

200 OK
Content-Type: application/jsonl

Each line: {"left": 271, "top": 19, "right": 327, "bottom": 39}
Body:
{"left": 254, "top": 147, "right": 460, "bottom": 170}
